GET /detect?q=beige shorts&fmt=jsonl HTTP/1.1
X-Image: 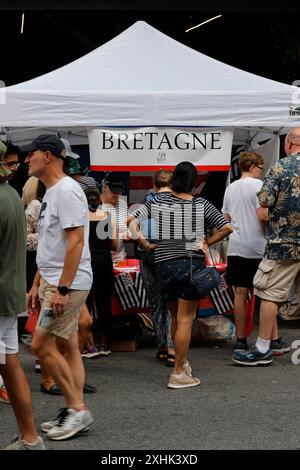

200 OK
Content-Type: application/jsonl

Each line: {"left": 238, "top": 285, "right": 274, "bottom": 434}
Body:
{"left": 36, "top": 277, "right": 89, "bottom": 340}
{"left": 253, "top": 258, "right": 300, "bottom": 302}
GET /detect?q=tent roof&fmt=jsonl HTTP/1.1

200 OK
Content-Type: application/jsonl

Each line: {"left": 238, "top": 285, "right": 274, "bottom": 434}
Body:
{"left": 1, "top": 21, "right": 299, "bottom": 127}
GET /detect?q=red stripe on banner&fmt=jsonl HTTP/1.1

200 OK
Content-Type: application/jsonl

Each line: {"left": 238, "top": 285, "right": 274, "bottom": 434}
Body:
{"left": 129, "top": 173, "right": 208, "bottom": 189}
{"left": 91, "top": 165, "right": 230, "bottom": 172}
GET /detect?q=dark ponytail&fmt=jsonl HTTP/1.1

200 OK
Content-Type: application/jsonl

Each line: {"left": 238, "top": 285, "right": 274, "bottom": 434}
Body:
{"left": 84, "top": 186, "right": 101, "bottom": 212}
{"left": 36, "top": 181, "right": 46, "bottom": 202}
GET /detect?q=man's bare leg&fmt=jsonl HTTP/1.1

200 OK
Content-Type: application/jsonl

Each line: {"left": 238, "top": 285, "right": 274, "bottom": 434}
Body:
{"left": 0, "top": 355, "right": 39, "bottom": 443}
{"left": 57, "top": 331, "right": 85, "bottom": 403}
{"left": 233, "top": 287, "right": 248, "bottom": 339}
{"left": 32, "top": 331, "right": 83, "bottom": 410}
{"left": 258, "top": 300, "right": 280, "bottom": 340}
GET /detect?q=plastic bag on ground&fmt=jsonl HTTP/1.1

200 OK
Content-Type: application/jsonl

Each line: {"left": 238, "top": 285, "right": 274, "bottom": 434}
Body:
{"left": 191, "top": 315, "right": 236, "bottom": 342}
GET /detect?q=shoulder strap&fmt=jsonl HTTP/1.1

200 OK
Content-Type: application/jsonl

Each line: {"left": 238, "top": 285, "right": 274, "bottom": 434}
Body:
{"left": 192, "top": 197, "right": 217, "bottom": 267}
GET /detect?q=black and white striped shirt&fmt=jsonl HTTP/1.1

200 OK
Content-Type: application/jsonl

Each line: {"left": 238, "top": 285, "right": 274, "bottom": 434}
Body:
{"left": 131, "top": 193, "right": 228, "bottom": 263}
{"left": 75, "top": 176, "right": 98, "bottom": 191}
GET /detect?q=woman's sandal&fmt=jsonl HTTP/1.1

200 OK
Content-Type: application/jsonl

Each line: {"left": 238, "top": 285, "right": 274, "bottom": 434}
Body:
{"left": 156, "top": 349, "right": 168, "bottom": 362}
{"left": 166, "top": 353, "right": 175, "bottom": 367}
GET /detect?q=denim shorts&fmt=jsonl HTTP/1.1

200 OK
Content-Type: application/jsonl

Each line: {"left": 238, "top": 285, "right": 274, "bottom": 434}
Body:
{"left": 155, "top": 257, "right": 206, "bottom": 302}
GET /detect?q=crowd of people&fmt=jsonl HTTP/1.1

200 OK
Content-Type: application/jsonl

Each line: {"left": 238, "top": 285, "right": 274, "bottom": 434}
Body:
{"left": 0, "top": 127, "right": 299, "bottom": 449}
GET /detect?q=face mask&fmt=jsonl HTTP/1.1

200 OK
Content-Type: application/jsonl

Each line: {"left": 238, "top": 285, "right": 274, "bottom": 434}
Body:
{"left": 0, "top": 161, "right": 12, "bottom": 180}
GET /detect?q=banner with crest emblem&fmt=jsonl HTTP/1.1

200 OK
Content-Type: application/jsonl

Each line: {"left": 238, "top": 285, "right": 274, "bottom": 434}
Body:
{"left": 89, "top": 127, "right": 233, "bottom": 171}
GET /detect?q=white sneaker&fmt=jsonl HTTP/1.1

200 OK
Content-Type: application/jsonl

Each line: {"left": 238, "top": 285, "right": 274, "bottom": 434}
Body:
{"left": 5, "top": 435, "right": 45, "bottom": 450}
{"left": 41, "top": 417, "right": 90, "bottom": 434}
{"left": 46, "top": 407, "right": 93, "bottom": 440}
{"left": 41, "top": 415, "right": 90, "bottom": 433}
{"left": 168, "top": 372, "right": 200, "bottom": 389}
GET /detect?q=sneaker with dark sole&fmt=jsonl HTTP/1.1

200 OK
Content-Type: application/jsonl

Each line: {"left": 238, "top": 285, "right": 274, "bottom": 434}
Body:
{"left": 232, "top": 345, "right": 273, "bottom": 366}
{"left": 270, "top": 337, "right": 291, "bottom": 356}
{"left": 233, "top": 340, "right": 248, "bottom": 352}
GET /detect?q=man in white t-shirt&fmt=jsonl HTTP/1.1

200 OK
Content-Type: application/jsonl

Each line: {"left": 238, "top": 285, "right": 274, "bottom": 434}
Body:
{"left": 23, "top": 135, "right": 93, "bottom": 441}
{"left": 222, "top": 151, "right": 267, "bottom": 351}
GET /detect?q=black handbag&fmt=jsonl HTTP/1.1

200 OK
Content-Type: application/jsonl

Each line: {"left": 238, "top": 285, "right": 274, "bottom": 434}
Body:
{"left": 189, "top": 198, "right": 222, "bottom": 296}
{"left": 189, "top": 262, "right": 222, "bottom": 296}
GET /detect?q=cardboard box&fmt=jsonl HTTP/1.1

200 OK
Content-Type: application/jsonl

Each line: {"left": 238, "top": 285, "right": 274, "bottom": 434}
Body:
{"left": 110, "top": 339, "right": 138, "bottom": 352}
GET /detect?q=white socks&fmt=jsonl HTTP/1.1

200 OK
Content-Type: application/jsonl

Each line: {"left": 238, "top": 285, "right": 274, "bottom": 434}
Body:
{"left": 256, "top": 337, "right": 270, "bottom": 353}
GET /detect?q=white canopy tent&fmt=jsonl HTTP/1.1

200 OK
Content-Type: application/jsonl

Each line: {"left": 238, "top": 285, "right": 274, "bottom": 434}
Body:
{"left": 0, "top": 20, "right": 299, "bottom": 146}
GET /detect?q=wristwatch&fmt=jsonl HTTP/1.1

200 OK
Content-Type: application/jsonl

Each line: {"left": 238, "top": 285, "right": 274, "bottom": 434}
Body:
{"left": 57, "top": 285, "right": 71, "bottom": 296}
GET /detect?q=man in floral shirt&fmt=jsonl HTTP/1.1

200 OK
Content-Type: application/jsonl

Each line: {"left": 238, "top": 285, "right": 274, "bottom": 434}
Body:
{"left": 233, "top": 127, "right": 300, "bottom": 366}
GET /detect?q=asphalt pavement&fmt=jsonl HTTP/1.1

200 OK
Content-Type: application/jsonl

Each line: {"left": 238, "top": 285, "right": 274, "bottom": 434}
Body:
{"left": 1, "top": 317, "right": 300, "bottom": 451}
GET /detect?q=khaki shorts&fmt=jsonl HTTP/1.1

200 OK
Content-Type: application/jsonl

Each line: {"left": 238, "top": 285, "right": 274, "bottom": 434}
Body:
{"left": 253, "top": 258, "right": 300, "bottom": 302}
{"left": 36, "top": 277, "right": 89, "bottom": 340}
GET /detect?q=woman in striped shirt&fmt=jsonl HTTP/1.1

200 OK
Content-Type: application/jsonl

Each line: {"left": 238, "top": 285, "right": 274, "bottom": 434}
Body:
{"left": 128, "top": 162, "right": 232, "bottom": 389}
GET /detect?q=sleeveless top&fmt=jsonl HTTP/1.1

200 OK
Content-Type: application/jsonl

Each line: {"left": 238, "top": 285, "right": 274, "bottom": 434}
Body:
{"left": 89, "top": 213, "right": 113, "bottom": 254}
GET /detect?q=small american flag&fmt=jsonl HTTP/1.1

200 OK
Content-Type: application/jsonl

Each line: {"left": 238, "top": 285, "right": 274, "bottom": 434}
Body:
{"left": 114, "top": 272, "right": 140, "bottom": 310}
{"left": 133, "top": 271, "right": 149, "bottom": 308}
{"left": 209, "top": 274, "right": 234, "bottom": 315}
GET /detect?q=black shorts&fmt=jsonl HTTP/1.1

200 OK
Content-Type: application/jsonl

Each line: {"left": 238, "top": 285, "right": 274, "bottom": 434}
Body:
{"left": 155, "top": 257, "right": 206, "bottom": 302}
{"left": 227, "top": 256, "right": 262, "bottom": 289}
